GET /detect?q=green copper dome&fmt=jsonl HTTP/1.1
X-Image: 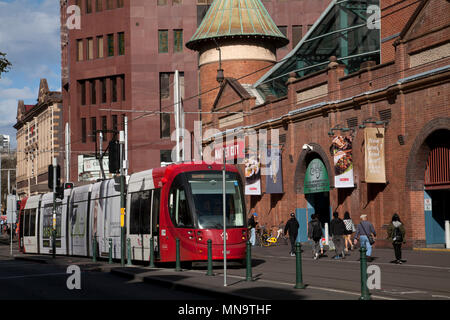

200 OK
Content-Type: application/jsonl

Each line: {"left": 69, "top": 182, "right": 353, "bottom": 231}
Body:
{"left": 186, "top": 0, "right": 289, "bottom": 51}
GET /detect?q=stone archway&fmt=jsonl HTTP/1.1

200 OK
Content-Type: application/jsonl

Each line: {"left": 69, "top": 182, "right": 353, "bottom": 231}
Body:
{"left": 405, "top": 117, "right": 450, "bottom": 247}
{"left": 293, "top": 142, "right": 333, "bottom": 194}
{"left": 406, "top": 118, "right": 450, "bottom": 191}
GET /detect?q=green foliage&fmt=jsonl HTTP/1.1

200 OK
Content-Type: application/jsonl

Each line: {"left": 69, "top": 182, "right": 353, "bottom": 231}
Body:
{"left": 0, "top": 51, "right": 12, "bottom": 78}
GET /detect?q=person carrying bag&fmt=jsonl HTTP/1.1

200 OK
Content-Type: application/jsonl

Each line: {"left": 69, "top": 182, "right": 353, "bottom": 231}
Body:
{"left": 354, "top": 214, "right": 376, "bottom": 262}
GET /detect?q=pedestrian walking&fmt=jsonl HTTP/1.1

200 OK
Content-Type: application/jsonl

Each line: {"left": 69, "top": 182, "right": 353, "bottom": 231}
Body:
{"left": 284, "top": 212, "right": 299, "bottom": 256}
{"left": 343, "top": 211, "right": 355, "bottom": 253}
{"left": 387, "top": 213, "right": 406, "bottom": 264}
{"left": 308, "top": 214, "right": 323, "bottom": 260}
{"left": 330, "top": 211, "right": 346, "bottom": 259}
{"left": 354, "top": 214, "right": 376, "bottom": 262}
{"left": 248, "top": 212, "right": 258, "bottom": 246}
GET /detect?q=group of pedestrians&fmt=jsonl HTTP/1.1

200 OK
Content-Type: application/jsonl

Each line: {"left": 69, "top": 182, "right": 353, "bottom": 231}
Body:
{"left": 249, "top": 210, "right": 407, "bottom": 264}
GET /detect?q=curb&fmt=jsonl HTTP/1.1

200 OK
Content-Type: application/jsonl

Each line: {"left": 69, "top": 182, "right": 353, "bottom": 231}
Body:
{"left": 413, "top": 248, "right": 450, "bottom": 253}
{"left": 110, "top": 267, "right": 261, "bottom": 300}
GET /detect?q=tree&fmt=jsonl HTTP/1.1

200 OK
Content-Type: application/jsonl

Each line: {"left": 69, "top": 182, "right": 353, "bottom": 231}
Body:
{"left": 0, "top": 51, "right": 12, "bottom": 78}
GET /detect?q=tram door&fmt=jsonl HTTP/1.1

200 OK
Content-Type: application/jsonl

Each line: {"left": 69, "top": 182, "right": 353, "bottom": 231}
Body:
{"left": 129, "top": 190, "right": 151, "bottom": 261}
{"left": 129, "top": 189, "right": 161, "bottom": 261}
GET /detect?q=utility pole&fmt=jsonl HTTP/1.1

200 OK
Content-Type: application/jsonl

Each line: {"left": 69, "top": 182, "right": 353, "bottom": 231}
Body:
{"left": 119, "top": 131, "right": 125, "bottom": 266}
{"left": 52, "top": 157, "right": 57, "bottom": 259}
{"left": 223, "top": 147, "right": 227, "bottom": 287}
{"left": 65, "top": 123, "right": 70, "bottom": 182}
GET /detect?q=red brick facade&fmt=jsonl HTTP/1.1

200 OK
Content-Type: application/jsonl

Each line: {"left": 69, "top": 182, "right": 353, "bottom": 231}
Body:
{"left": 205, "top": 0, "right": 450, "bottom": 248}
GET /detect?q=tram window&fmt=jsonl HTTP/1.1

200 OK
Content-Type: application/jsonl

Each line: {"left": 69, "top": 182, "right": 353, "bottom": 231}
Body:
{"left": 130, "top": 190, "right": 151, "bottom": 235}
{"left": 23, "top": 210, "right": 29, "bottom": 236}
{"left": 29, "top": 209, "right": 36, "bottom": 237}
{"left": 152, "top": 189, "right": 160, "bottom": 233}
{"left": 169, "top": 184, "right": 193, "bottom": 228}
{"left": 130, "top": 192, "right": 141, "bottom": 235}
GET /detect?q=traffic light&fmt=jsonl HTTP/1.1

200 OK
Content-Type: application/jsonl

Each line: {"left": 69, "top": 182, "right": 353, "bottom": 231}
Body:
{"left": 48, "top": 164, "right": 61, "bottom": 190}
{"left": 64, "top": 182, "right": 74, "bottom": 189}
{"left": 108, "top": 139, "right": 120, "bottom": 173}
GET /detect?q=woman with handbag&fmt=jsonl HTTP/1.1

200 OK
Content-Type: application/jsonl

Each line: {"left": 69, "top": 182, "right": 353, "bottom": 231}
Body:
{"left": 343, "top": 211, "right": 355, "bottom": 253}
{"left": 354, "top": 214, "right": 376, "bottom": 262}
{"left": 387, "top": 213, "right": 406, "bottom": 264}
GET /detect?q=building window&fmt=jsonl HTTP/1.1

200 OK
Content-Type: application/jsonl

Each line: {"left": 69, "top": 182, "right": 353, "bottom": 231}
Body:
{"left": 120, "top": 75, "right": 125, "bottom": 101}
{"left": 90, "top": 79, "right": 96, "bottom": 105}
{"left": 86, "top": 0, "right": 92, "bottom": 14}
{"left": 160, "top": 150, "right": 172, "bottom": 163}
{"left": 87, "top": 37, "right": 94, "bottom": 60}
{"left": 160, "top": 73, "right": 170, "bottom": 100}
{"left": 106, "top": 0, "right": 113, "bottom": 10}
{"left": 97, "top": 36, "right": 104, "bottom": 58}
{"left": 102, "top": 116, "right": 107, "bottom": 141}
{"left": 118, "top": 32, "right": 125, "bottom": 55}
{"left": 173, "top": 0, "right": 182, "bottom": 4}
{"left": 158, "top": 0, "right": 167, "bottom": 5}
{"left": 80, "top": 80, "right": 86, "bottom": 105}
{"left": 91, "top": 117, "right": 97, "bottom": 142}
{"left": 96, "top": 0, "right": 102, "bottom": 12}
{"left": 76, "top": 0, "right": 82, "bottom": 11}
{"left": 174, "top": 30, "right": 183, "bottom": 53}
{"left": 77, "top": 39, "right": 83, "bottom": 61}
{"left": 111, "top": 77, "right": 117, "bottom": 102}
{"left": 101, "top": 78, "right": 107, "bottom": 103}
{"left": 107, "top": 34, "right": 114, "bottom": 56}
{"left": 81, "top": 118, "right": 87, "bottom": 143}
{"left": 278, "top": 26, "right": 287, "bottom": 49}
{"left": 292, "top": 25, "right": 303, "bottom": 48}
{"left": 112, "top": 115, "right": 118, "bottom": 135}
{"left": 117, "top": 0, "right": 124, "bottom": 8}
{"left": 158, "top": 30, "right": 168, "bottom": 53}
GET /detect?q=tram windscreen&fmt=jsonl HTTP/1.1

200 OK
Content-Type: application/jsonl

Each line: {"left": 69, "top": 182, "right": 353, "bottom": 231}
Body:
{"left": 187, "top": 172, "right": 245, "bottom": 229}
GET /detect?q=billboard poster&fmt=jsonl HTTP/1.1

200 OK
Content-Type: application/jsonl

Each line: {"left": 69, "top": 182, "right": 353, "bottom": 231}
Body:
{"left": 244, "top": 154, "right": 261, "bottom": 195}
{"left": 304, "top": 158, "right": 330, "bottom": 194}
{"left": 364, "top": 127, "right": 386, "bottom": 183}
{"left": 214, "top": 139, "right": 245, "bottom": 163}
{"left": 266, "top": 148, "right": 283, "bottom": 194}
{"left": 330, "top": 135, "right": 354, "bottom": 188}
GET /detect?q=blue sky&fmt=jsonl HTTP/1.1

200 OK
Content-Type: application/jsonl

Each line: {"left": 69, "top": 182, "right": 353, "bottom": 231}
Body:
{"left": 0, "top": 0, "right": 61, "bottom": 149}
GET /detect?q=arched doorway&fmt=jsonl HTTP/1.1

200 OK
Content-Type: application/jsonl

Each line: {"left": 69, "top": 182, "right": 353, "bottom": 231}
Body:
{"left": 424, "top": 130, "right": 450, "bottom": 246}
{"left": 294, "top": 145, "right": 332, "bottom": 242}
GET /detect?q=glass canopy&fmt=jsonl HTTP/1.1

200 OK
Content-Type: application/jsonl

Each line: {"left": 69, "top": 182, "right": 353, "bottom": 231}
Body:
{"left": 254, "top": 0, "right": 380, "bottom": 99}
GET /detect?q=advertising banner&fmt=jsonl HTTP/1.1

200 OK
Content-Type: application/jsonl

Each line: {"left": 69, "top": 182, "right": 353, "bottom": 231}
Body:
{"left": 244, "top": 154, "right": 261, "bottom": 195}
{"left": 214, "top": 140, "right": 245, "bottom": 163}
{"left": 330, "top": 135, "right": 354, "bottom": 188}
{"left": 364, "top": 127, "right": 386, "bottom": 183}
{"left": 266, "top": 148, "right": 283, "bottom": 194}
{"left": 304, "top": 158, "right": 330, "bottom": 194}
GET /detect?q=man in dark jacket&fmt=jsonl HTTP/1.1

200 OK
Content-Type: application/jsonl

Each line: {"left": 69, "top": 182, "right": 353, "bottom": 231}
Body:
{"left": 284, "top": 213, "right": 299, "bottom": 256}
{"left": 330, "top": 211, "right": 346, "bottom": 259}
{"left": 308, "top": 214, "right": 323, "bottom": 260}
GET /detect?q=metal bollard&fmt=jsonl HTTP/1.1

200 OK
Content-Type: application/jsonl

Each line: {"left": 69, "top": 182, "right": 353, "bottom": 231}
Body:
{"left": 294, "top": 242, "right": 305, "bottom": 289}
{"left": 108, "top": 238, "right": 113, "bottom": 264}
{"left": 175, "top": 238, "right": 182, "bottom": 271}
{"left": 149, "top": 237, "right": 155, "bottom": 268}
{"left": 246, "top": 240, "right": 253, "bottom": 281}
{"left": 127, "top": 238, "right": 132, "bottom": 266}
{"left": 206, "top": 239, "right": 213, "bottom": 276}
{"left": 92, "top": 236, "right": 97, "bottom": 263}
{"left": 359, "top": 247, "right": 371, "bottom": 300}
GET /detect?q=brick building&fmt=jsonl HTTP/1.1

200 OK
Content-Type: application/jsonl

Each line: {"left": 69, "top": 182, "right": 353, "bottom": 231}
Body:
{"left": 59, "top": 0, "right": 330, "bottom": 183}
{"left": 193, "top": 0, "right": 450, "bottom": 248}
{"left": 14, "top": 79, "right": 63, "bottom": 198}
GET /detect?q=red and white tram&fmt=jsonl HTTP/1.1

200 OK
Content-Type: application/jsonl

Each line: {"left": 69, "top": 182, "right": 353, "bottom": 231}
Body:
{"left": 17, "top": 162, "right": 247, "bottom": 263}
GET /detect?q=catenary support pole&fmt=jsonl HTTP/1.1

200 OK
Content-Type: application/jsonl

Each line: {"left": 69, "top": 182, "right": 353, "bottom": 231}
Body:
{"left": 246, "top": 241, "right": 253, "bottom": 281}
{"left": 109, "top": 238, "right": 113, "bottom": 264}
{"left": 294, "top": 242, "right": 305, "bottom": 289}
{"left": 206, "top": 239, "right": 213, "bottom": 276}
{"left": 359, "top": 247, "right": 371, "bottom": 300}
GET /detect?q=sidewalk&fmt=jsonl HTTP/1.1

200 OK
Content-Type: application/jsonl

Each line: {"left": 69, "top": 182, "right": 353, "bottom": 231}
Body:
{"left": 11, "top": 242, "right": 450, "bottom": 300}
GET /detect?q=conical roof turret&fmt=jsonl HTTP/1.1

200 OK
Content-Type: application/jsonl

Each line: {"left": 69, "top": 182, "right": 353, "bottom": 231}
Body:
{"left": 186, "top": 0, "right": 289, "bottom": 51}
